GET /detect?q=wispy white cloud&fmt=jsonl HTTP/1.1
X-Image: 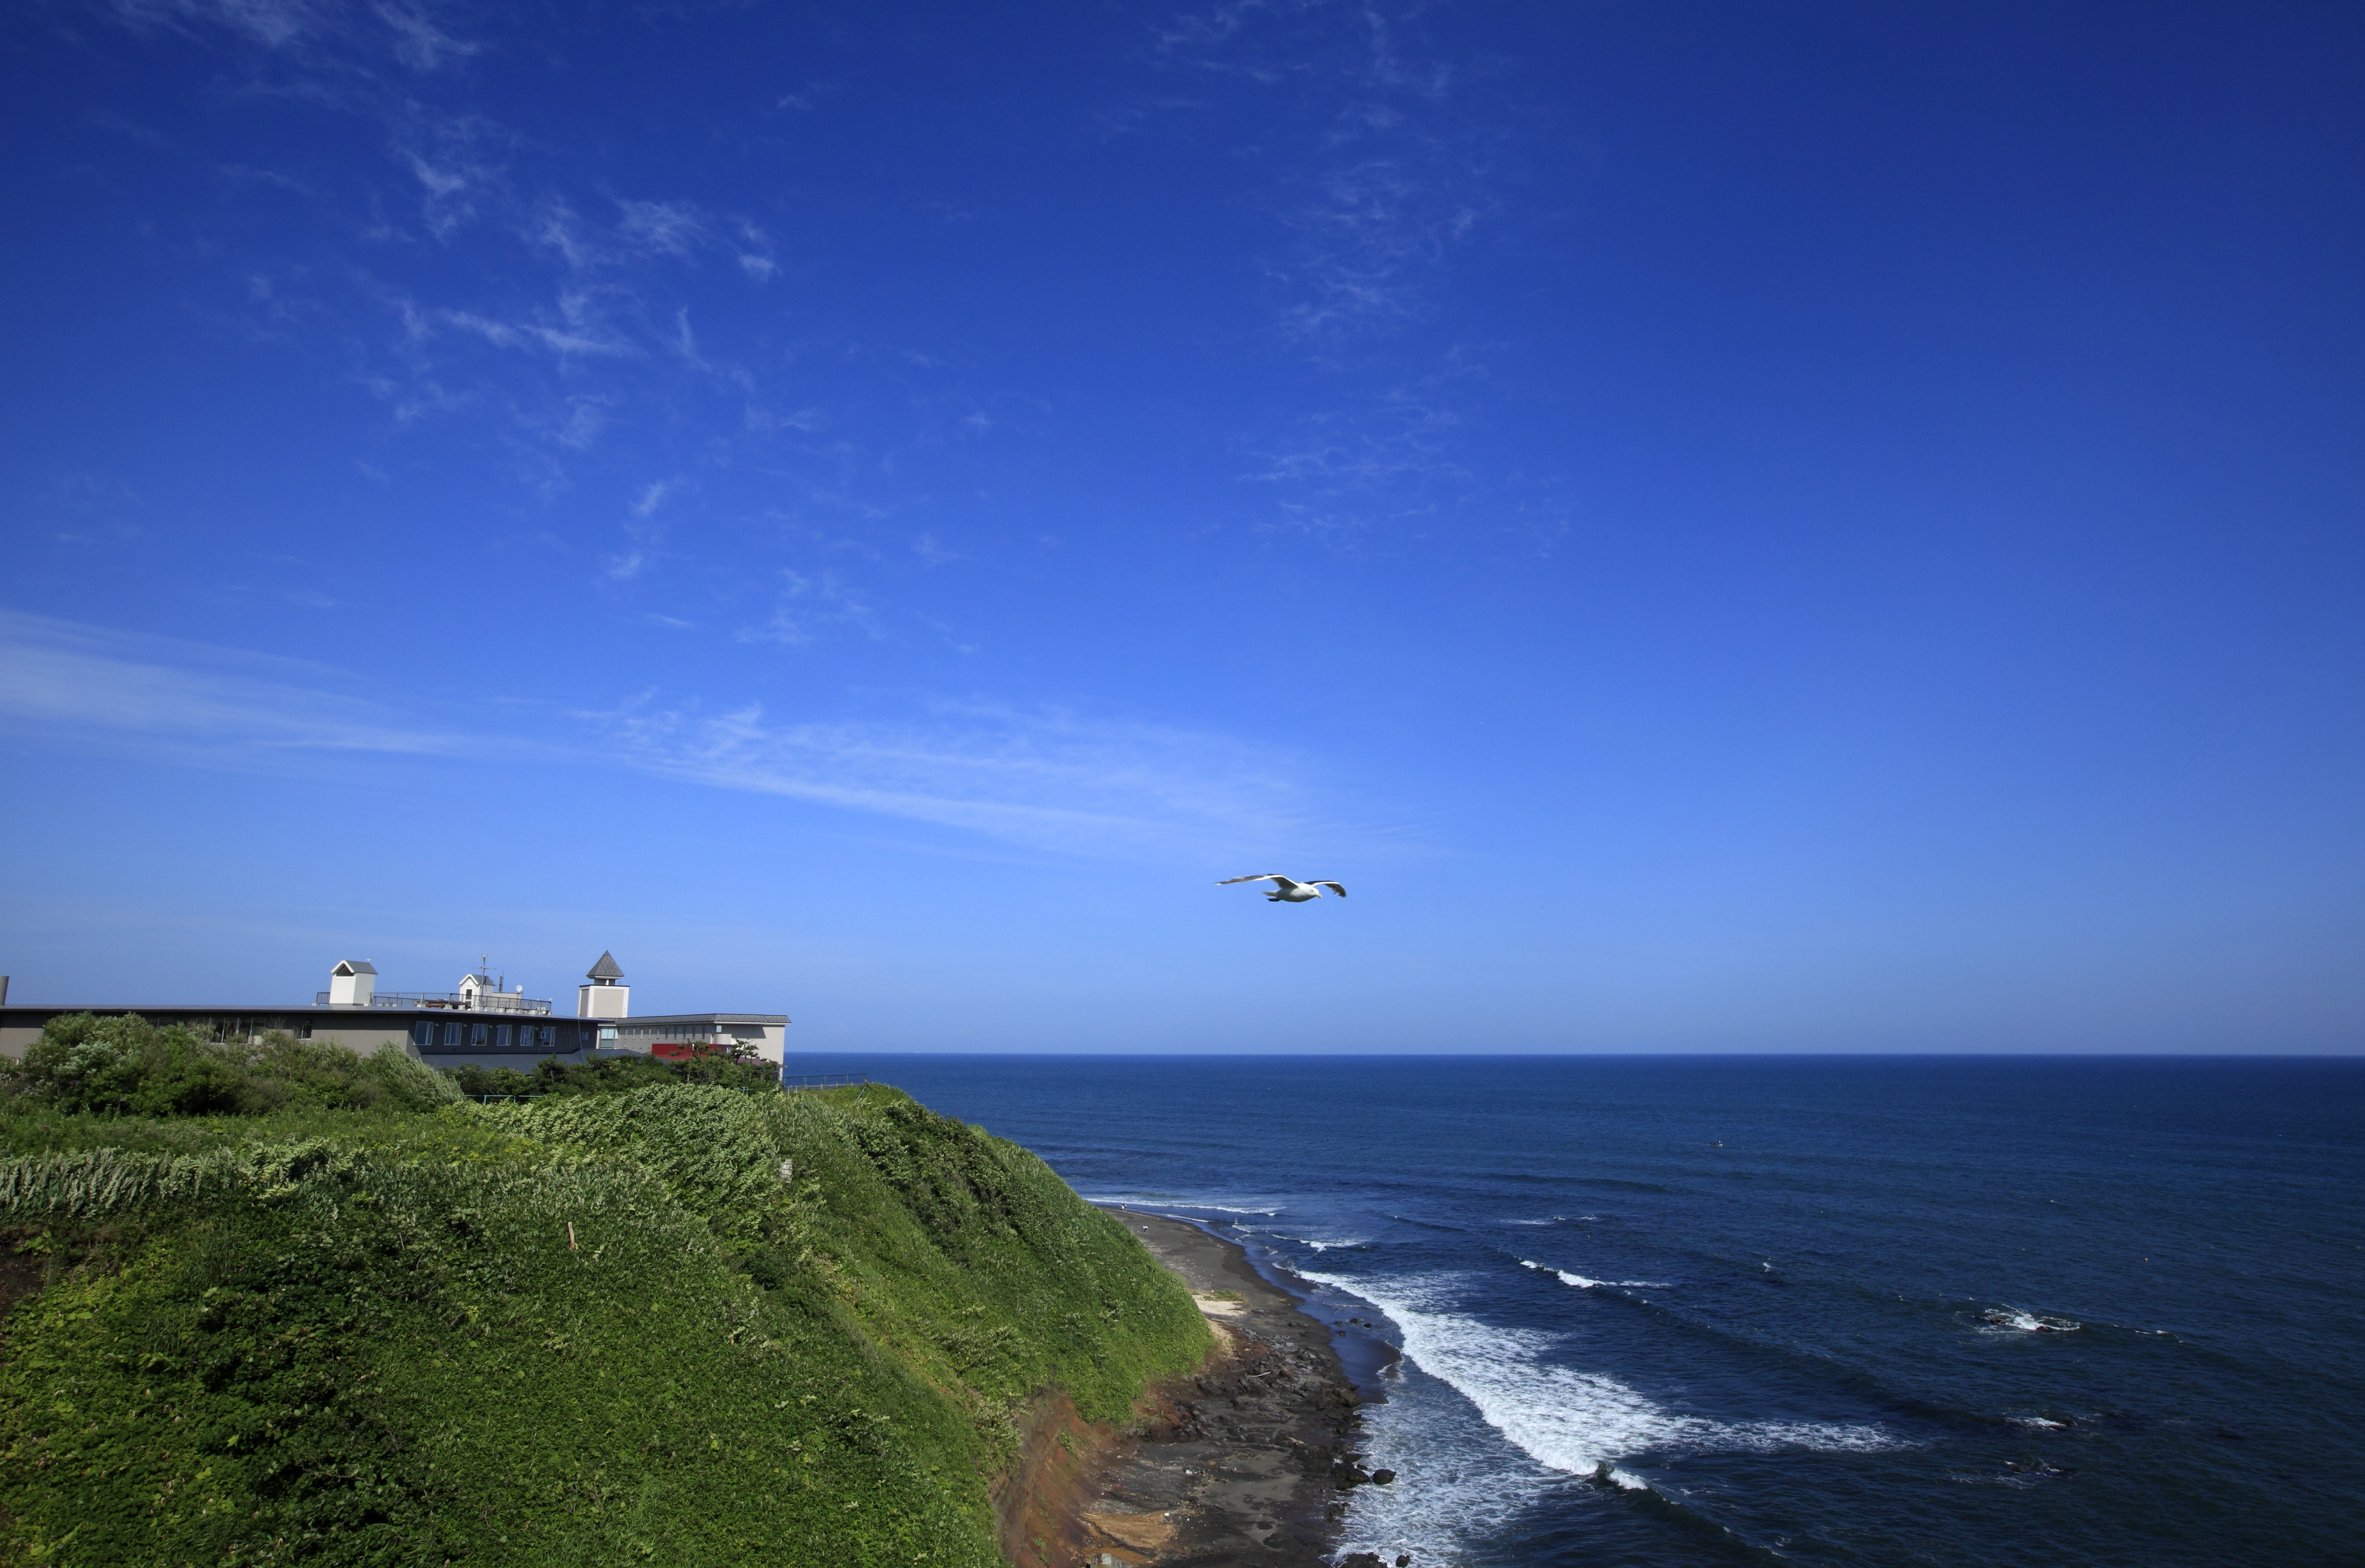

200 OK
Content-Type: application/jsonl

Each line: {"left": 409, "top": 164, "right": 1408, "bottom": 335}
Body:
{"left": 587, "top": 696, "right": 1321, "bottom": 861}
{"left": 109, "top": 0, "right": 334, "bottom": 53}
{"left": 735, "top": 569, "right": 883, "bottom": 647}
{"left": 0, "top": 611, "right": 465, "bottom": 759}
{"left": 1135, "top": 3, "right": 1535, "bottom": 544}
{"left": 1272, "top": 152, "right": 1491, "bottom": 342}
{"left": 1147, "top": 1, "right": 1500, "bottom": 345}
{"left": 629, "top": 479, "right": 679, "bottom": 518}
{"left": 108, "top": 0, "right": 482, "bottom": 73}
{"left": 94, "top": 9, "right": 784, "bottom": 489}
{"left": 545, "top": 393, "right": 611, "bottom": 451}
{"left": 375, "top": 1, "right": 477, "bottom": 71}
{"left": 616, "top": 199, "right": 704, "bottom": 259}
{"left": 527, "top": 195, "right": 731, "bottom": 273}
{"left": 0, "top": 614, "right": 1336, "bottom": 863}
{"left": 421, "top": 304, "right": 635, "bottom": 359}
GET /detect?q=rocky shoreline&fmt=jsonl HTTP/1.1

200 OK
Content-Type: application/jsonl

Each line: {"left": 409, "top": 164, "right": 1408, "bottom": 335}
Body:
{"left": 1038, "top": 1210, "right": 1395, "bottom": 1568}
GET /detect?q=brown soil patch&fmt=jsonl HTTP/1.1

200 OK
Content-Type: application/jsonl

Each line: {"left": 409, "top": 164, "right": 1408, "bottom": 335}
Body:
{"left": 0, "top": 1252, "right": 45, "bottom": 1320}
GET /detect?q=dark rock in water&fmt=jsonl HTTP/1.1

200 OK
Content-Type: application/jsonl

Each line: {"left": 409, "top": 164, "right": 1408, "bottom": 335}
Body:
{"left": 1397, "top": 1557, "right": 1413, "bottom": 1567}
{"left": 1371, "top": 1468, "right": 1396, "bottom": 1485}
{"left": 1339, "top": 1556, "right": 1384, "bottom": 1568}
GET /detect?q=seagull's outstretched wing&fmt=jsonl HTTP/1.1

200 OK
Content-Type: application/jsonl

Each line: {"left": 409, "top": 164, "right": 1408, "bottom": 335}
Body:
{"left": 1313, "top": 881, "right": 1346, "bottom": 898}
{"left": 1217, "top": 873, "right": 1295, "bottom": 887}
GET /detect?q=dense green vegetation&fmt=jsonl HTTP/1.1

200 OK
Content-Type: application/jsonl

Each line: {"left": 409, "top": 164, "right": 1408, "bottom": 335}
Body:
{"left": 445, "top": 1049, "right": 783, "bottom": 1100}
{"left": 0, "top": 1017, "right": 1209, "bottom": 1566}
{"left": 8, "top": 1012, "right": 463, "bottom": 1118}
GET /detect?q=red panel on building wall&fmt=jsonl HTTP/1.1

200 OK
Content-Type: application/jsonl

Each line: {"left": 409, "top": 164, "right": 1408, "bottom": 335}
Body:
{"left": 652, "top": 1042, "right": 694, "bottom": 1060}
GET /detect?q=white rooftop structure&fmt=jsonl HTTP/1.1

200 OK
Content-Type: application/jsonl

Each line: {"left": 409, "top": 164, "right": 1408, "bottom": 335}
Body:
{"left": 326, "top": 960, "right": 377, "bottom": 1007}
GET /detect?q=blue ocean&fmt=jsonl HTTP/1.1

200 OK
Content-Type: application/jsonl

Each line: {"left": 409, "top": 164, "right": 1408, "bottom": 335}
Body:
{"left": 811, "top": 1055, "right": 2364, "bottom": 1566}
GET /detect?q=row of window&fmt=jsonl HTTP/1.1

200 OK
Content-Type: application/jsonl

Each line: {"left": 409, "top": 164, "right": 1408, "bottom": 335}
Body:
{"left": 411, "top": 1020, "right": 571, "bottom": 1051}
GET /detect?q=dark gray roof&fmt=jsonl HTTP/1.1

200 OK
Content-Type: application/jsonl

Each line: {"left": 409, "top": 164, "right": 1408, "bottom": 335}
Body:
{"left": 585, "top": 951, "right": 626, "bottom": 981}
{"left": 332, "top": 960, "right": 378, "bottom": 976}
{"left": 608, "top": 1013, "right": 791, "bottom": 1026}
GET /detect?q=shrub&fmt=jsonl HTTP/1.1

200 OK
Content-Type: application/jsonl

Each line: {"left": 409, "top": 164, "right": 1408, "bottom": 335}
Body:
{"left": 5, "top": 1015, "right": 466, "bottom": 1119}
{"left": 447, "top": 1050, "right": 780, "bottom": 1101}
{"left": 7, "top": 1012, "right": 247, "bottom": 1116}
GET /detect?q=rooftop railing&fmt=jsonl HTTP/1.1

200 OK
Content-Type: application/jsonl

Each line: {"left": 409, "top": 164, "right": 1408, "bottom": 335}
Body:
{"left": 316, "top": 991, "right": 554, "bottom": 1015}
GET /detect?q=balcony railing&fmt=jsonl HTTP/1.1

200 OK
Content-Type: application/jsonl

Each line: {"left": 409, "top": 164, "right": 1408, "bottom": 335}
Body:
{"left": 315, "top": 990, "right": 554, "bottom": 1015}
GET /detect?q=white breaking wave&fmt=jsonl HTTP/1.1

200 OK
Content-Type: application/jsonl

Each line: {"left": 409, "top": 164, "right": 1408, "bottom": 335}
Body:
{"left": 1144, "top": 1202, "right": 1282, "bottom": 1216}
{"left": 1269, "top": 1232, "right": 1369, "bottom": 1252}
{"left": 1302, "top": 1270, "right": 1896, "bottom": 1478}
{"left": 1332, "top": 1352, "right": 1569, "bottom": 1568}
{"left": 1981, "top": 1307, "right": 2081, "bottom": 1334}
{"left": 1519, "top": 1259, "right": 1670, "bottom": 1290}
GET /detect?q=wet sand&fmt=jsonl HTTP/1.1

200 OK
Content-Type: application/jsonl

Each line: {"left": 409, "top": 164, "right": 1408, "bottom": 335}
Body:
{"left": 1063, "top": 1210, "right": 1385, "bottom": 1568}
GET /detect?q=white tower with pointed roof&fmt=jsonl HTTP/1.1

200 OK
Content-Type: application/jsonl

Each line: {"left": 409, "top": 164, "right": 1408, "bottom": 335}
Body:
{"left": 577, "top": 951, "right": 630, "bottom": 1021}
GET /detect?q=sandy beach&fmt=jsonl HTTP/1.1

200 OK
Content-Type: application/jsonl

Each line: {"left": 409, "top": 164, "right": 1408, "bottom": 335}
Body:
{"left": 999, "top": 1209, "right": 1385, "bottom": 1568}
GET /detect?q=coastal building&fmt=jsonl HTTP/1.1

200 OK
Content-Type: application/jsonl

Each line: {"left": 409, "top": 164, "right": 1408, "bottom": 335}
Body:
{"left": 603, "top": 1015, "right": 791, "bottom": 1063}
{"left": 0, "top": 952, "right": 791, "bottom": 1071}
{"left": 571, "top": 954, "right": 789, "bottom": 1065}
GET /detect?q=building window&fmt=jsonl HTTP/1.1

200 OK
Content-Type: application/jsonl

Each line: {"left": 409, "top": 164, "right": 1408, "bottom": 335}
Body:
{"left": 470, "top": 1022, "right": 488, "bottom": 1048}
{"left": 536, "top": 1026, "right": 554, "bottom": 1049}
{"left": 412, "top": 1021, "right": 433, "bottom": 1049}
{"left": 496, "top": 1023, "right": 514, "bottom": 1049}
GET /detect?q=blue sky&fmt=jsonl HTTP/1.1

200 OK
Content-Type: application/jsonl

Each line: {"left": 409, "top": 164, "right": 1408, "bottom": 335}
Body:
{"left": 2, "top": 1, "right": 2359, "bottom": 1052}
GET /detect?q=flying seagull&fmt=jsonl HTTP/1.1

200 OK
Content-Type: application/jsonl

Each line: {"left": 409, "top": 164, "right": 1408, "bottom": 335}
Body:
{"left": 1217, "top": 874, "right": 1346, "bottom": 903}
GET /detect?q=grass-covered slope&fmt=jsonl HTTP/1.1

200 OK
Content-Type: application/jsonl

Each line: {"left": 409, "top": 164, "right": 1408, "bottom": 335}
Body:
{"left": 0, "top": 1083, "right": 1210, "bottom": 1566}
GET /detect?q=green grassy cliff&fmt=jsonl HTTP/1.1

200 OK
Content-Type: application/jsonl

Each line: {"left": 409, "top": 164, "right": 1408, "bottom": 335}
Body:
{"left": 0, "top": 1041, "right": 1210, "bottom": 1566}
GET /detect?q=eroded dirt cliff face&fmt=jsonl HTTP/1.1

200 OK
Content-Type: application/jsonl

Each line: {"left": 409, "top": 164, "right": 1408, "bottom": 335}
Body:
{"left": 994, "top": 1388, "right": 1107, "bottom": 1568}
{"left": 1039, "top": 1212, "right": 1374, "bottom": 1568}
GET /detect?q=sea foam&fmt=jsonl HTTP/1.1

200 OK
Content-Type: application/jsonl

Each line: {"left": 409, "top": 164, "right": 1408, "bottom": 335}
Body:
{"left": 1980, "top": 1307, "right": 2081, "bottom": 1334}
{"left": 1302, "top": 1270, "right": 1894, "bottom": 1477}
{"left": 1270, "top": 1232, "right": 1368, "bottom": 1252}
{"left": 1519, "top": 1258, "right": 1670, "bottom": 1290}
{"left": 1147, "top": 1202, "right": 1282, "bottom": 1216}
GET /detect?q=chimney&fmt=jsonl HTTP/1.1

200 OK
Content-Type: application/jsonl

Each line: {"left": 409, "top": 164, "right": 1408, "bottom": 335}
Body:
{"left": 577, "top": 950, "right": 629, "bottom": 1020}
{"left": 328, "top": 960, "right": 378, "bottom": 1007}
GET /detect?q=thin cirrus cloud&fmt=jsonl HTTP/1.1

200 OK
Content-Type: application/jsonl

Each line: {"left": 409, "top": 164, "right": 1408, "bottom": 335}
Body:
{"left": 584, "top": 697, "right": 1324, "bottom": 863}
{"left": 0, "top": 613, "right": 1327, "bottom": 862}
{"left": 0, "top": 610, "right": 466, "bottom": 759}
{"left": 100, "top": 0, "right": 772, "bottom": 484}
{"left": 107, "top": 0, "right": 480, "bottom": 74}
{"left": 1151, "top": 2, "right": 1496, "bottom": 348}
{"left": 1134, "top": 3, "right": 1523, "bottom": 546}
